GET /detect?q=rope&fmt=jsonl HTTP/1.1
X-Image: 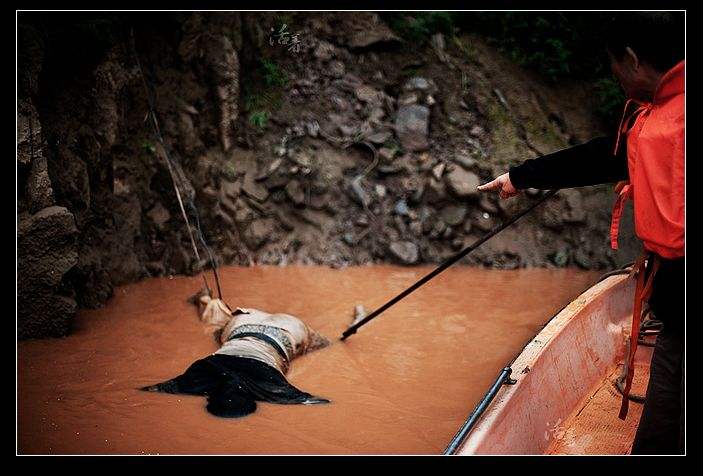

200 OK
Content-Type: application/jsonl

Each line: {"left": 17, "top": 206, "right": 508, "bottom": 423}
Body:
{"left": 130, "top": 29, "right": 224, "bottom": 299}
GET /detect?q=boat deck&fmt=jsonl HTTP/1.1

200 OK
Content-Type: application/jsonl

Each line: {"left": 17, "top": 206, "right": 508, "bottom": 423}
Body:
{"left": 547, "top": 347, "right": 653, "bottom": 455}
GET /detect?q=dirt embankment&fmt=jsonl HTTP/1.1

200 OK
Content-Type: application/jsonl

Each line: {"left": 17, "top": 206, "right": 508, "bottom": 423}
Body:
{"left": 17, "top": 12, "right": 640, "bottom": 338}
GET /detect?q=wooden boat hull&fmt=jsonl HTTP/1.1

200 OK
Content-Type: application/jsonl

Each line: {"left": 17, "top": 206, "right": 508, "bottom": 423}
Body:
{"left": 454, "top": 273, "right": 649, "bottom": 455}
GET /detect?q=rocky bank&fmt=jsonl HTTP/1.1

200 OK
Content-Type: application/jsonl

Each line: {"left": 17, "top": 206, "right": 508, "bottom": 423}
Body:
{"left": 17, "top": 12, "right": 640, "bottom": 338}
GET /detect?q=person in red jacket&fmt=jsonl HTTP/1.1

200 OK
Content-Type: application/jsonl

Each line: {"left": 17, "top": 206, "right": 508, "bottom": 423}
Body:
{"left": 478, "top": 12, "right": 684, "bottom": 454}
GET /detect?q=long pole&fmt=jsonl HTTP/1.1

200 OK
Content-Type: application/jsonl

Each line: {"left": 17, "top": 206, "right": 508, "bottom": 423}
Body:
{"left": 340, "top": 189, "right": 559, "bottom": 340}
{"left": 443, "top": 367, "right": 516, "bottom": 455}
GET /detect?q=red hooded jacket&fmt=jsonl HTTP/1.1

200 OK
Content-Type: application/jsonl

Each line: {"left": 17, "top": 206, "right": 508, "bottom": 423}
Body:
{"left": 611, "top": 60, "right": 685, "bottom": 259}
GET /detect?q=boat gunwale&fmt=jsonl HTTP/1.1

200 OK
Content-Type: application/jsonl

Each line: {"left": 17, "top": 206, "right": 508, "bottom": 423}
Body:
{"left": 450, "top": 273, "right": 636, "bottom": 455}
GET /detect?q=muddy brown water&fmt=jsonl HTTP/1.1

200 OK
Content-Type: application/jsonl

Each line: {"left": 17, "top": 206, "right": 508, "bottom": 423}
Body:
{"left": 19, "top": 266, "right": 599, "bottom": 454}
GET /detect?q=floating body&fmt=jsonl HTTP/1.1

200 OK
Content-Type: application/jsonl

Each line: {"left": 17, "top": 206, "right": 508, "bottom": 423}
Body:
{"left": 141, "top": 291, "right": 330, "bottom": 417}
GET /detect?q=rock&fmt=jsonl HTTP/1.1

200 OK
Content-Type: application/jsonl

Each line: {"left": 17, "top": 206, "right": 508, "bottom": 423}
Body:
{"left": 378, "top": 163, "right": 404, "bottom": 175}
{"left": 540, "top": 200, "right": 564, "bottom": 230}
{"left": 389, "top": 240, "right": 419, "bottom": 264}
{"left": 147, "top": 202, "right": 171, "bottom": 229}
{"left": 355, "top": 85, "right": 380, "bottom": 104}
{"left": 470, "top": 125, "right": 485, "bottom": 136}
{"left": 314, "top": 40, "right": 335, "bottom": 60}
{"left": 474, "top": 212, "right": 497, "bottom": 232}
{"left": 17, "top": 99, "right": 43, "bottom": 166}
{"left": 395, "top": 104, "right": 430, "bottom": 152}
{"left": 146, "top": 261, "right": 166, "bottom": 276}
{"left": 409, "top": 181, "right": 425, "bottom": 204}
{"left": 465, "top": 137, "right": 485, "bottom": 157}
{"left": 345, "top": 13, "right": 402, "bottom": 49}
{"left": 445, "top": 167, "right": 480, "bottom": 199}
{"left": 451, "top": 238, "right": 466, "bottom": 250}
{"left": 308, "top": 193, "right": 329, "bottom": 211}
{"left": 105, "top": 195, "right": 145, "bottom": 284}
{"left": 441, "top": 205, "right": 467, "bottom": 226}
{"left": 339, "top": 124, "right": 357, "bottom": 137}
{"left": 233, "top": 199, "right": 256, "bottom": 224}
{"left": 405, "top": 77, "right": 430, "bottom": 91}
{"left": 264, "top": 174, "right": 289, "bottom": 190}
{"left": 349, "top": 177, "right": 371, "bottom": 208}
{"left": 392, "top": 215, "right": 406, "bottom": 233}
{"left": 562, "top": 191, "right": 586, "bottom": 223}
{"left": 409, "top": 220, "right": 423, "bottom": 236}
{"left": 453, "top": 153, "right": 476, "bottom": 170}
{"left": 398, "top": 92, "right": 419, "bottom": 106}
{"left": 574, "top": 249, "right": 592, "bottom": 269}
{"left": 374, "top": 184, "right": 387, "bottom": 198}
{"left": 419, "top": 207, "right": 434, "bottom": 232}
{"left": 221, "top": 178, "right": 242, "bottom": 198}
{"left": 431, "top": 33, "right": 446, "bottom": 51}
{"left": 369, "top": 107, "right": 386, "bottom": 123}
{"left": 242, "top": 218, "right": 275, "bottom": 250}
{"left": 330, "top": 96, "right": 349, "bottom": 111}
{"left": 256, "top": 157, "right": 284, "bottom": 181}
{"left": 429, "top": 220, "right": 446, "bottom": 239}
{"left": 296, "top": 209, "right": 325, "bottom": 228}
{"left": 403, "top": 76, "right": 438, "bottom": 95}
{"left": 18, "top": 206, "right": 79, "bottom": 339}
{"left": 379, "top": 147, "right": 397, "bottom": 161}
{"left": 343, "top": 233, "right": 356, "bottom": 245}
{"left": 305, "top": 121, "right": 320, "bottom": 138}
{"left": 425, "top": 178, "right": 447, "bottom": 203}
{"left": 292, "top": 151, "right": 313, "bottom": 168}
{"left": 432, "top": 162, "right": 446, "bottom": 181}
{"left": 329, "top": 60, "right": 346, "bottom": 78}
{"left": 479, "top": 196, "right": 500, "bottom": 214}
{"left": 367, "top": 130, "right": 392, "bottom": 145}
{"left": 551, "top": 247, "right": 571, "bottom": 267}
{"left": 394, "top": 199, "right": 410, "bottom": 216}
{"left": 214, "top": 202, "right": 235, "bottom": 226}
{"left": 276, "top": 213, "right": 295, "bottom": 231}
{"left": 285, "top": 180, "right": 306, "bottom": 205}
{"left": 24, "top": 156, "right": 55, "bottom": 213}
{"left": 241, "top": 172, "right": 269, "bottom": 202}
{"left": 18, "top": 206, "right": 78, "bottom": 286}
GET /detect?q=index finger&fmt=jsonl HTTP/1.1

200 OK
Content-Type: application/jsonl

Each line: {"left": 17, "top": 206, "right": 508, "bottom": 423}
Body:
{"left": 477, "top": 178, "right": 500, "bottom": 191}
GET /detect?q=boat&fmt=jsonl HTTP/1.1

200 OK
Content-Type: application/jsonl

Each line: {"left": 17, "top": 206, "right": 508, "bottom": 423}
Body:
{"left": 446, "top": 269, "right": 655, "bottom": 455}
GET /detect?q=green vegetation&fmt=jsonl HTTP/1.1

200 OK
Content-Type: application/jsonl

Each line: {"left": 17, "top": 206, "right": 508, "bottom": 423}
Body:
{"left": 221, "top": 161, "right": 239, "bottom": 181}
{"left": 595, "top": 77, "right": 626, "bottom": 124}
{"left": 248, "top": 110, "right": 268, "bottom": 130}
{"left": 385, "top": 12, "right": 455, "bottom": 44}
{"left": 142, "top": 140, "right": 156, "bottom": 155}
{"left": 261, "top": 59, "right": 288, "bottom": 88}
{"left": 242, "top": 59, "right": 289, "bottom": 132}
{"left": 383, "top": 12, "right": 626, "bottom": 126}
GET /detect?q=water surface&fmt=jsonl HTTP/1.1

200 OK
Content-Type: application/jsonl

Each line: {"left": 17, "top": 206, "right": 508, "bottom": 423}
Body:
{"left": 18, "top": 265, "right": 599, "bottom": 454}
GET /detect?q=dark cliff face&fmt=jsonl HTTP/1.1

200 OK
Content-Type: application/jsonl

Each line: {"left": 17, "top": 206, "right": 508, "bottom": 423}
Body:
{"left": 17, "top": 12, "right": 640, "bottom": 339}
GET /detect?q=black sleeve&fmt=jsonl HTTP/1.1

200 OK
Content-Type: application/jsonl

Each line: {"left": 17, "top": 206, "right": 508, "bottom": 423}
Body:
{"left": 508, "top": 136, "right": 629, "bottom": 190}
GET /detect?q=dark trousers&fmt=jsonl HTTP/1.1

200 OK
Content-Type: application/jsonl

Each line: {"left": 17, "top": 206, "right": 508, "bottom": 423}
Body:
{"left": 631, "top": 257, "right": 685, "bottom": 455}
